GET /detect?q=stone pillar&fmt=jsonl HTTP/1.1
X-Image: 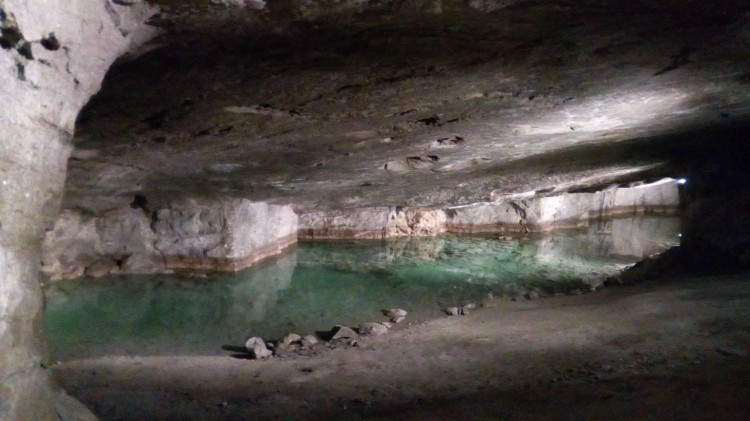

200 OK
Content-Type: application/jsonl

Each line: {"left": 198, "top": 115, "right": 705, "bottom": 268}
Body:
{"left": 0, "top": 1, "right": 157, "bottom": 418}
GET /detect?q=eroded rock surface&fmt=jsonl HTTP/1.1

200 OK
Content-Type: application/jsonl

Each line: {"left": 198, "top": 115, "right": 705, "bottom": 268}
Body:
{"left": 0, "top": 0, "right": 157, "bottom": 418}
{"left": 42, "top": 197, "right": 298, "bottom": 279}
{"left": 299, "top": 178, "right": 680, "bottom": 238}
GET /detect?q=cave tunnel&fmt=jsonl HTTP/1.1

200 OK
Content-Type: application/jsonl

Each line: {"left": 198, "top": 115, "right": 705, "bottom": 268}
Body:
{"left": 1, "top": 0, "right": 750, "bottom": 419}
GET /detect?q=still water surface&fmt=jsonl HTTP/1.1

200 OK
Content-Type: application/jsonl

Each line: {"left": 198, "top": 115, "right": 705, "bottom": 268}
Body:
{"left": 45, "top": 216, "right": 680, "bottom": 360}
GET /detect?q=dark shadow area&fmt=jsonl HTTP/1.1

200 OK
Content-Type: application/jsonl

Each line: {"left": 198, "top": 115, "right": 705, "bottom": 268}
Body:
{"left": 57, "top": 341, "right": 750, "bottom": 420}
{"left": 76, "top": 0, "right": 750, "bottom": 129}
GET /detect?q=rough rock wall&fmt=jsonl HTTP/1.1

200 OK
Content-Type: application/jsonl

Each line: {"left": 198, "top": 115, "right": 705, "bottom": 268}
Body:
{"left": 299, "top": 206, "right": 446, "bottom": 240}
{"left": 42, "top": 198, "right": 298, "bottom": 280}
{"left": 446, "top": 179, "right": 680, "bottom": 234}
{"left": 0, "top": 0, "right": 157, "bottom": 418}
{"left": 153, "top": 198, "right": 298, "bottom": 271}
{"left": 300, "top": 179, "right": 681, "bottom": 239}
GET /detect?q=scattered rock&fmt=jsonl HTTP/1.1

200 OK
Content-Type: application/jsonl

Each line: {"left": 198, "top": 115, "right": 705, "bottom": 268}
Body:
{"left": 280, "top": 333, "right": 302, "bottom": 347}
{"left": 446, "top": 303, "right": 476, "bottom": 316}
{"left": 245, "top": 337, "right": 273, "bottom": 359}
{"left": 383, "top": 308, "right": 408, "bottom": 322}
{"left": 331, "top": 325, "right": 358, "bottom": 340}
{"left": 462, "top": 303, "right": 477, "bottom": 315}
{"left": 359, "top": 323, "right": 389, "bottom": 337}
{"left": 302, "top": 335, "right": 319, "bottom": 347}
{"left": 275, "top": 333, "right": 306, "bottom": 356}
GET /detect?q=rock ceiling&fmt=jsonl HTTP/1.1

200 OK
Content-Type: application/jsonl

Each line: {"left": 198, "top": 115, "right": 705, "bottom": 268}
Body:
{"left": 65, "top": 0, "right": 750, "bottom": 214}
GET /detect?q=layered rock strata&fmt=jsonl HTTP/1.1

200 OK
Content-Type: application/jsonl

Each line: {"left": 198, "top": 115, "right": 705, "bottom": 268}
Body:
{"left": 299, "top": 178, "right": 680, "bottom": 239}
{"left": 42, "top": 198, "right": 298, "bottom": 280}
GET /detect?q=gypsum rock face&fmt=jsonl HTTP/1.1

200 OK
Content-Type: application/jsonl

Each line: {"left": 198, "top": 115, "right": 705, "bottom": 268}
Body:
{"left": 152, "top": 197, "right": 298, "bottom": 271}
{"left": 0, "top": 0, "right": 158, "bottom": 418}
{"left": 41, "top": 197, "right": 299, "bottom": 279}
{"left": 299, "top": 206, "right": 446, "bottom": 240}
{"left": 298, "top": 179, "right": 681, "bottom": 239}
{"left": 445, "top": 178, "right": 680, "bottom": 234}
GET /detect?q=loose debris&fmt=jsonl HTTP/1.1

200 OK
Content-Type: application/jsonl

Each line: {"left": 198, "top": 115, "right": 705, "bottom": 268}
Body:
{"left": 244, "top": 337, "right": 273, "bottom": 360}
{"left": 234, "top": 308, "right": 407, "bottom": 360}
{"left": 445, "top": 303, "right": 476, "bottom": 316}
{"left": 383, "top": 308, "right": 408, "bottom": 323}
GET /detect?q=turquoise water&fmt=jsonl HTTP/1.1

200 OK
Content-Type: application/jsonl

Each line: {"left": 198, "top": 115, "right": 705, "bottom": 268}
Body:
{"left": 44, "top": 216, "right": 680, "bottom": 360}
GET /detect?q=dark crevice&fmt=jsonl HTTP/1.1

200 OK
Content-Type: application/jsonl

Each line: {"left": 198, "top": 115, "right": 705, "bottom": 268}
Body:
{"left": 15, "top": 62, "right": 24, "bottom": 81}
{"left": 130, "top": 193, "right": 149, "bottom": 211}
{"left": 0, "top": 19, "right": 23, "bottom": 50}
{"left": 40, "top": 33, "right": 61, "bottom": 51}
{"left": 16, "top": 40, "right": 32, "bottom": 59}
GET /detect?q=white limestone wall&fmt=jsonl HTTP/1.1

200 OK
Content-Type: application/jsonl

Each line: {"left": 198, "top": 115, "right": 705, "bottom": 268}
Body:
{"left": 0, "top": 1, "right": 157, "bottom": 418}
{"left": 300, "top": 179, "right": 681, "bottom": 238}
{"left": 42, "top": 198, "right": 299, "bottom": 279}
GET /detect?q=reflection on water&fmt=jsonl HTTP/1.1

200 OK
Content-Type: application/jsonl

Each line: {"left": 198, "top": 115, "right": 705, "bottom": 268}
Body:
{"left": 44, "top": 216, "right": 680, "bottom": 360}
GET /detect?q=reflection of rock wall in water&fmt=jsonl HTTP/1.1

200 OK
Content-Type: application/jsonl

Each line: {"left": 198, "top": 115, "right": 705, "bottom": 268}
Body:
{"left": 296, "top": 216, "right": 680, "bottom": 277}
{"left": 532, "top": 216, "right": 681, "bottom": 263}
{"left": 296, "top": 237, "right": 447, "bottom": 272}
{"left": 45, "top": 252, "right": 297, "bottom": 359}
{"left": 227, "top": 252, "right": 296, "bottom": 323}
{"left": 591, "top": 217, "right": 681, "bottom": 259}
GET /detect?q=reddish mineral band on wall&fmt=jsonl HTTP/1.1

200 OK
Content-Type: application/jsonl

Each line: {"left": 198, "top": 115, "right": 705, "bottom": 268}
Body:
{"left": 162, "top": 232, "right": 297, "bottom": 272}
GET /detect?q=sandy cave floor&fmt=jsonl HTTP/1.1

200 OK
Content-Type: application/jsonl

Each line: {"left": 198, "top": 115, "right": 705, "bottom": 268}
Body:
{"left": 54, "top": 273, "right": 750, "bottom": 420}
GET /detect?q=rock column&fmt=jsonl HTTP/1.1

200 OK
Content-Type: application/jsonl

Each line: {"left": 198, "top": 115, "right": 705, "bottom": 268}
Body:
{"left": 0, "top": 0, "right": 156, "bottom": 418}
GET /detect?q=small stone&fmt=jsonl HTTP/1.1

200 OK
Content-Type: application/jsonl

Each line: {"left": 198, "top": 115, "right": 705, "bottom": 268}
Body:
{"left": 281, "top": 333, "right": 302, "bottom": 347}
{"left": 331, "top": 325, "right": 358, "bottom": 340}
{"left": 245, "top": 337, "right": 272, "bottom": 360}
{"left": 302, "top": 335, "right": 318, "bottom": 346}
{"left": 391, "top": 316, "right": 406, "bottom": 324}
{"left": 359, "top": 323, "right": 389, "bottom": 337}
{"left": 446, "top": 307, "right": 460, "bottom": 316}
{"left": 384, "top": 308, "right": 408, "bottom": 318}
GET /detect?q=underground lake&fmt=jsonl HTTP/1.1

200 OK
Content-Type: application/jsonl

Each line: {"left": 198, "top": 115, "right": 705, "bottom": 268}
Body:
{"left": 44, "top": 215, "right": 680, "bottom": 361}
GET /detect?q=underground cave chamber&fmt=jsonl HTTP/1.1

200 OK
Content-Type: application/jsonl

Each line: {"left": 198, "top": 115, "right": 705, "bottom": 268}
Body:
{"left": 2, "top": 0, "right": 750, "bottom": 419}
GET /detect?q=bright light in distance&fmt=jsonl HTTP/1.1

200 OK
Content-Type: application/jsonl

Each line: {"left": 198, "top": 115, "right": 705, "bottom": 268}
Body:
{"left": 676, "top": 178, "right": 687, "bottom": 185}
